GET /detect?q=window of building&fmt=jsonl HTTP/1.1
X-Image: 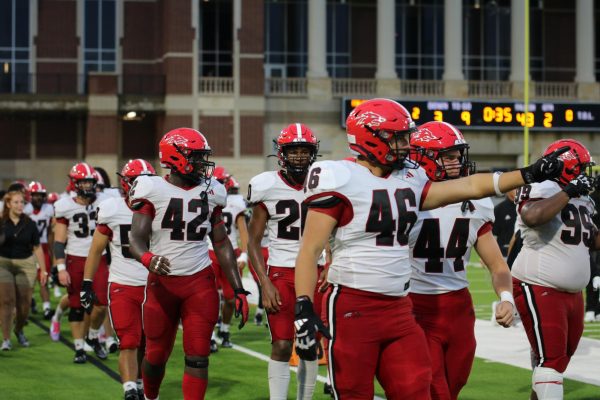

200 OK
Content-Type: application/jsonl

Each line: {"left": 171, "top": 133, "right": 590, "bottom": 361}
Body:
{"left": 199, "top": 0, "right": 233, "bottom": 77}
{"left": 0, "top": 0, "right": 30, "bottom": 93}
{"left": 596, "top": 3, "right": 600, "bottom": 81}
{"left": 463, "top": 0, "right": 511, "bottom": 81}
{"left": 83, "top": 0, "right": 117, "bottom": 74}
{"left": 265, "top": 0, "right": 307, "bottom": 78}
{"left": 396, "top": 0, "right": 444, "bottom": 80}
{"left": 327, "top": 1, "right": 350, "bottom": 78}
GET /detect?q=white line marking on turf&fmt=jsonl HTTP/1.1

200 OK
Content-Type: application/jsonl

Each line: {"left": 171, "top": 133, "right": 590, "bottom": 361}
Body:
{"left": 231, "top": 343, "right": 385, "bottom": 400}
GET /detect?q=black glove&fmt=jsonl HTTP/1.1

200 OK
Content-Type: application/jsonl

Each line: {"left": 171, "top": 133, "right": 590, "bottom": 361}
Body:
{"left": 80, "top": 279, "right": 96, "bottom": 314}
{"left": 519, "top": 146, "right": 568, "bottom": 184}
{"left": 50, "top": 265, "right": 61, "bottom": 287}
{"left": 234, "top": 288, "right": 251, "bottom": 329}
{"left": 563, "top": 174, "right": 594, "bottom": 198}
{"left": 294, "top": 296, "right": 331, "bottom": 361}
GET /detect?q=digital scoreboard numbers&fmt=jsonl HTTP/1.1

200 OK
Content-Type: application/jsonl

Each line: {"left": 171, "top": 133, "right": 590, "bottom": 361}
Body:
{"left": 342, "top": 99, "right": 600, "bottom": 131}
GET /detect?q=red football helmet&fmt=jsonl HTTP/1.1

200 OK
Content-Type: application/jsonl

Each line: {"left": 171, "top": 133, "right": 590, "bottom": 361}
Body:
{"left": 345, "top": 98, "right": 417, "bottom": 169}
{"left": 213, "top": 166, "right": 230, "bottom": 183}
{"left": 159, "top": 127, "right": 214, "bottom": 183}
{"left": 47, "top": 192, "right": 59, "bottom": 205}
{"left": 225, "top": 175, "right": 240, "bottom": 193}
{"left": 274, "top": 123, "right": 319, "bottom": 175}
{"left": 118, "top": 159, "right": 156, "bottom": 195}
{"left": 68, "top": 162, "right": 97, "bottom": 198}
{"left": 411, "top": 121, "right": 475, "bottom": 181}
{"left": 28, "top": 181, "right": 47, "bottom": 194}
{"left": 28, "top": 181, "right": 47, "bottom": 208}
{"left": 543, "top": 139, "right": 594, "bottom": 186}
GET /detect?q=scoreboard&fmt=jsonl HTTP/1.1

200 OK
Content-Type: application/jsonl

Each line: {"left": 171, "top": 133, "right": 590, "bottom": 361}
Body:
{"left": 341, "top": 99, "right": 600, "bottom": 131}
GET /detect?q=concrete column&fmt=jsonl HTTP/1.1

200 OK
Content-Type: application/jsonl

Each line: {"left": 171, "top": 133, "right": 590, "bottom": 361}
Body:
{"left": 510, "top": 0, "right": 525, "bottom": 82}
{"left": 576, "top": 0, "right": 595, "bottom": 83}
{"left": 443, "top": 0, "right": 463, "bottom": 81}
{"left": 307, "top": 0, "right": 327, "bottom": 78}
{"left": 376, "top": 0, "right": 397, "bottom": 79}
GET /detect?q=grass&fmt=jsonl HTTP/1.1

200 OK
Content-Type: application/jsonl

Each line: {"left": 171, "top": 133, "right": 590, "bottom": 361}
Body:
{"left": 0, "top": 260, "right": 599, "bottom": 399}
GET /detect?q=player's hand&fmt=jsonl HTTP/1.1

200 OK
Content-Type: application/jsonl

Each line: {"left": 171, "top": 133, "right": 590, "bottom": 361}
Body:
{"left": 294, "top": 296, "right": 331, "bottom": 361}
{"left": 80, "top": 279, "right": 96, "bottom": 314}
{"left": 317, "top": 267, "right": 330, "bottom": 293}
{"left": 495, "top": 301, "right": 515, "bottom": 328}
{"left": 236, "top": 252, "right": 248, "bottom": 270}
{"left": 58, "top": 269, "right": 71, "bottom": 286}
{"left": 149, "top": 255, "right": 171, "bottom": 275}
{"left": 234, "top": 288, "right": 251, "bottom": 329}
{"left": 520, "top": 146, "right": 568, "bottom": 184}
{"left": 260, "top": 279, "right": 282, "bottom": 313}
{"left": 563, "top": 174, "right": 594, "bottom": 198}
{"left": 40, "top": 271, "right": 48, "bottom": 286}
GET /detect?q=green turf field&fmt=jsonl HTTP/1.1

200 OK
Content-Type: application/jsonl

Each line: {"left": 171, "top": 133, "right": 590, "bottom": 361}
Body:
{"left": 1, "top": 262, "right": 599, "bottom": 399}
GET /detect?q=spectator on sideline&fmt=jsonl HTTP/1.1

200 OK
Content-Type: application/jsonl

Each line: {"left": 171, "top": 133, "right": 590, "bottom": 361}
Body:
{"left": 0, "top": 190, "right": 48, "bottom": 350}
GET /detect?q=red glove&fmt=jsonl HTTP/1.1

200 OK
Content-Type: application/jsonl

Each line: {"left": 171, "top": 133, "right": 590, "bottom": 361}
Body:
{"left": 234, "top": 288, "right": 251, "bottom": 329}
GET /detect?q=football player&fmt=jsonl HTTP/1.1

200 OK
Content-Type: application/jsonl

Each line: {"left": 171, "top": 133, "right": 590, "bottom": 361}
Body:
{"left": 209, "top": 166, "right": 249, "bottom": 349}
{"left": 54, "top": 162, "right": 109, "bottom": 363}
{"left": 512, "top": 139, "right": 596, "bottom": 400}
{"left": 128, "top": 128, "right": 250, "bottom": 400}
{"left": 247, "top": 123, "right": 325, "bottom": 400}
{"left": 24, "top": 181, "right": 55, "bottom": 320}
{"left": 408, "top": 121, "right": 515, "bottom": 400}
{"left": 294, "top": 98, "right": 566, "bottom": 399}
{"left": 81, "top": 159, "right": 155, "bottom": 400}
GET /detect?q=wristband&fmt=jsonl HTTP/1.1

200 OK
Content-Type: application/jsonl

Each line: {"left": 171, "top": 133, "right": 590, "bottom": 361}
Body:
{"left": 493, "top": 171, "right": 504, "bottom": 197}
{"left": 141, "top": 252, "right": 155, "bottom": 268}
{"left": 500, "top": 290, "right": 515, "bottom": 307}
{"left": 57, "top": 263, "right": 66, "bottom": 272}
{"left": 237, "top": 252, "right": 248, "bottom": 263}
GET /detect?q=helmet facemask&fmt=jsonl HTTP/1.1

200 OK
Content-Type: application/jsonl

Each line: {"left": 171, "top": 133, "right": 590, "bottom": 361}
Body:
{"left": 428, "top": 145, "right": 475, "bottom": 181}
{"left": 279, "top": 143, "right": 318, "bottom": 176}
{"left": 173, "top": 146, "right": 215, "bottom": 185}
{"left": 30, "top": 193, "right": 47, "bottom": 210}
{"left": 364, "top": 126, "right": 420, "bottom": 170}
{"left": 74, "top": 178, "right": 97, "bottom": 200}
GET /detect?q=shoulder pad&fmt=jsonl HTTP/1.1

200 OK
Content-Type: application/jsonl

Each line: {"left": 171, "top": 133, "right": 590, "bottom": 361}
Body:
{"left": 129, "top": 175, "right": 156, "bottom": 202}
{"left": 44, "top": 203, "right": 55, "bottom": 217}
{"left": 208, "top": 180, "right": 227, "bottom": 208}
{"left": 248, "top": 171, "right": 277, "bottom": 204}
{"left": 97, "top": 197, "right": 119, "bottom": 225}
{"left": 528, "top": 181, "right": 560, "bottom": 200}
{"left": 473, "top": 197, "right": 495, "bottom": 222}
{"left": 307, "top": 161, "right": 352, "bottom": 192}
{"left": 53, "top": 197, "right": 71, "bottom": 218}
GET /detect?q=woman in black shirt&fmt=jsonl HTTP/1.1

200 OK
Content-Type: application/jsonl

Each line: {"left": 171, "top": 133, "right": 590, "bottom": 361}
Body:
{"left": 0, "top": 190, "right": 47, "bottom": 350}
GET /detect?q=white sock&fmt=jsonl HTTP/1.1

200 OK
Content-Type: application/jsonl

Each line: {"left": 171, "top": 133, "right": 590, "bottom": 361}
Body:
{"left": 136, "top": 379, "right": 143, "bottom": 391}
{"left": 326, "top": 369, "right": 331, "bottom": 385}
{"left": 43, "top": 301, "right": 51, "bottom": 311}
{"left": 220, "top": 323, "right": 230, "bottom": 333}
{"left": 123, "top": 381, "right": 137, "bottom": 392}
{"left": 297, "top": 359, "right": 318, "bottom": 400}
{"left": 268, "top": 359, "right": 290, "bottom": 400}
{"left": 533, "top": 367, "right": 563, "bottom": 400}
{"left": 106, "top": 336, "right": 116, "bottom": 345}
{"left": 53, "top": 305, "right": 64, "bottom": 321}
{"left": 74, "top": 339, "right": 85, "bottom": 350}
{"left": 211, "top": 331, "right": 218, "bottom": 340}
{"left": 255, "top": 307, "right": 264, "bottom": 316}
{"left": 88, "top": 328, "right": 100, "bottom": 340}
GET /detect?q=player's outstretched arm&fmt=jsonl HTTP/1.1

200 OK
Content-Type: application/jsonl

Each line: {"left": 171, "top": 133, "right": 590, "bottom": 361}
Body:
{"left": 130, "top": 213, "right": 170, "bottom": 275}
{"left": 422, "top": 147, "right": 567, "bottom": 211}
{"left": 475, "top": 231, "right": 514, "bottom": 328}
{"left": 295, "top": 210, "right": 337, "bottom": 300}
{"left": 247, "top": 204, "right": 282, "bottom": 312}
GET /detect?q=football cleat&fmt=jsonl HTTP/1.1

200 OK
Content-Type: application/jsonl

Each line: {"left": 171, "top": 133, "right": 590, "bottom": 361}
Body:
{"left": 1, "top": 339, "right": 12, "bottom": 351}
{"left": 218, "top": 331, "right": 232, "bottom": 348}
{"left": 584, "top": 311, "right": 596, "bottom": 323}
{"left": 43, "top": 308, "right": 54, "bottom": 320}
{"left": 124, "top": 389, "right": 138, "bottom": 400}
{"left": 106, "top": 338, "right": 119, "bottom": 354}
{"left": 210, "top": 338, "right": 219, "bottom": 353}
{"left": 14, "top": 330, "right": 30, "bottom": 347}
{"left": 254, "top": 313, "right": 263, "bottom": 326}
{"left": 73, "top": 349, "right": 87, "bottom": 364}
{"left": 86, "top": 337, "right": 108, "bottom": 359}
{"left": 31, "top": 298, "right": 38, "bottom": 314}
{"left": 324, "top": 383, "right": 334, "bottom": 397}
{"left": 50, "top": 318, "right": 60, "bottom": 341}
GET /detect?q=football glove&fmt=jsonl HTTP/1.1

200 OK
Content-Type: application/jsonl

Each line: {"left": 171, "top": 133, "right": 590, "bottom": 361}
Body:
{"left": 234, "top": 288, "right": 251, "bottom": 329}
{"left": 519, "top": 146, "right": 568, "bottom": 184}
{"left": 592, "top": 276, "right": 600, "bottom": 290}
{"left": 294, "top": 296, "right": 331, "bottom": 361}
{"left": 80, "top": 279, "right": 96, "bottom": 314}
{"left": 563, "top": 174, "right": 594, "bottom": 198}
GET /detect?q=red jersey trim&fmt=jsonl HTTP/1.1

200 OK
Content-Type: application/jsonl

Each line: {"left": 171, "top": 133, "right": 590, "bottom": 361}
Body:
{"left": 419, "top": 180, "right": 432, "bottom": 210}
{"left": 163, "top": 175, "right": 197, "bottom": 191}
{"left": 133, "top": 200, "right": 156, "bottom": 219}
{"left": 96, "top": 223, "right": 113, "bottom": 240}
{"left": 477, "top": 221, "right": 493, "bottom": 237}
{"left": 254, "top": 202, "right": 270, "bottom": 218}
{"left": 56, "top": 217, "right": 69, "bottom": 226}
{"left": 305, "top": 191, "right": 354, "bottom": 228}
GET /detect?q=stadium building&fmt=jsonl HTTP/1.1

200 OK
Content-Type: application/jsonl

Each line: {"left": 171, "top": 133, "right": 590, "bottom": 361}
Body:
{"left": 1, "top": 0, "right": 600, "bottom": 190}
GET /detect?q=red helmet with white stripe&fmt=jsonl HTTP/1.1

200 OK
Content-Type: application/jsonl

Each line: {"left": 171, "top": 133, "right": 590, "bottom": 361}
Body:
{"left": 213, "top": 166, "right": 230, "bottom": 183}
{"left": 274, "top": 123, "right": 319, "bottom": 175}
{"left": 411, "top": 121, "right": 475, "bottom": 181}
{"left": 159, "top": 127, "right": 215, "bottom": 183}
{"left": 47, "top": 192, "right": 59, "bottom": 205}
{"left": 118, "top": 159, "right": 156, "bottom": 195}
{"left": 68, "top": 162, "right": 97, "bottom": 198}
{"left": 28, "top": 181, "right": 47, "bottom": 194}
{"left": 225, "top": 175, "right": 240, "bottom": 193}
{"left": 543, "top": 139, "right": 594, "bottom": 187}
{"left": 345, "top": 98, "right": 417, "bottom": 169}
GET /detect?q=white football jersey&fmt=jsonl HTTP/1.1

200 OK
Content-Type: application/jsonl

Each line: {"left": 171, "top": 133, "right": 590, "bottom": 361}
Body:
{"left": 248, "top": 171, "right": 309, "bottom": 268}
{"left": 129, "top": 175, "right": 226, "bottom": 276}
{"left": 208, "top": 193, "right": 247, "bottom": 250}
{"left": 54, "top": 193, "right": 108, "bottom": 257}
{"left": 24, "top": 203, "right": 54, "bottom": 244}
{"left": 512, "top": 181, "right": 594, "bottom": 292}
{"left": 96, "top": 197, "right": 148, "bottom": 286}
{"left": 409, "top": 198, "right": 494, "bottom": 294}
{"left": 304, "top": 160, "right": 430, "bottom": 296}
